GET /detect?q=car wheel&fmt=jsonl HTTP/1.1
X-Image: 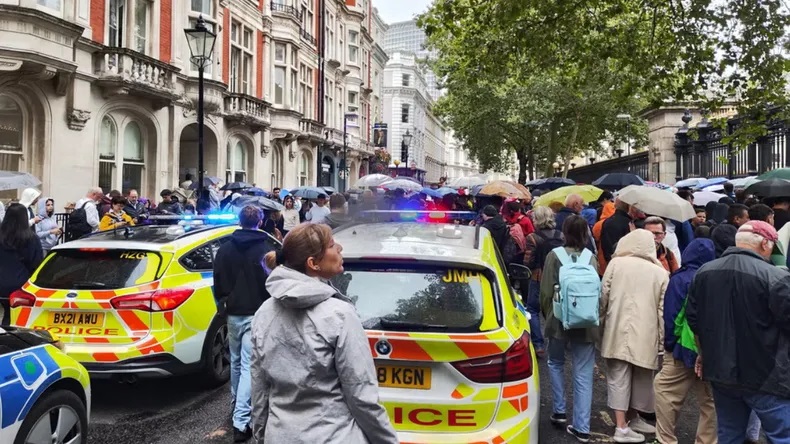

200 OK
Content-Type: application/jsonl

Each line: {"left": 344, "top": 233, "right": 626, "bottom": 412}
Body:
{"left": 14, "top": 389, "right": 88, "bottom": 444}
{"left": 201, "top": 316, "right": 230, "bottom": 387}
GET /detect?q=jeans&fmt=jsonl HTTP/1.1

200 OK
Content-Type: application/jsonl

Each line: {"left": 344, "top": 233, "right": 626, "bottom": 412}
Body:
{"left": 711, "top": 383, "right": 790, "bottom": 444}
{"left": 547, "top": 337, "right": 595, "bottom": 433}
{"left": 527, "top": 280, "right": 544, "bottom": 350}
{"left": 747, "top": 411, "right": 761, "bottom": 441}
{"left": 228, "top": 315, "right": 253, "bottom": 431}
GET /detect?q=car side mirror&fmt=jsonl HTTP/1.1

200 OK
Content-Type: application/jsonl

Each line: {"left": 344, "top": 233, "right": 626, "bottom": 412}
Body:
{"left": 508, "top": 263, "right": 532, "bottom": 281}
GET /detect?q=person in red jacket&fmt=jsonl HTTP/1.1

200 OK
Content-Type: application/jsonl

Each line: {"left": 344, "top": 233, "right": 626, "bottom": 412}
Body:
{"left": 502, "top": 199, "right": 535, "bottom": 236}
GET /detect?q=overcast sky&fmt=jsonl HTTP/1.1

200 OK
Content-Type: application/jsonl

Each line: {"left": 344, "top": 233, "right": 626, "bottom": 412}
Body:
{"left": 374, "top": 0, "right": 432, "bottom": 24}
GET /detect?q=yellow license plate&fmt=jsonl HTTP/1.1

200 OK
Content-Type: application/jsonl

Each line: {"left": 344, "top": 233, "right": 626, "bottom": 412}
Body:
{"left": 376, "top": 365, "right": 431, "bottom": 390}
{"left": 48, "top": 312, "right": 105, "bottom": 327}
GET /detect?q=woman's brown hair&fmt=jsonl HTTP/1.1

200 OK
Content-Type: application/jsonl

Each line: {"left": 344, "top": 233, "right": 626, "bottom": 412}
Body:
{"left": 264, "top": 223, "right": 333, "bottom": 273}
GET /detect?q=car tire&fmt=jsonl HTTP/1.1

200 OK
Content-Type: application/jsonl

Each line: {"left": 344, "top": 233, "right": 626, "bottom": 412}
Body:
{"left": 200, "top": 315, "right": 230, "bottom": 387}
{"left": 14, "top": 389, "right": 88, "bottom": 444}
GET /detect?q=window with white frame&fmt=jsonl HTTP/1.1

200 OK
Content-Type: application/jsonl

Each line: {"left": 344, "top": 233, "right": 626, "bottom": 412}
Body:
{"left": 271, "top": 146, "right": 283, "bottom": 189}
{"left": 98, "top": 115, "right": 145, "bottom": 194}
{"left": 298, "top": 64, "right": 306, "bottom": 114}
{"left": 338, "top": 24, "right": 344, "bottom": 66}
{"left": 306, "top": 67, "right": 314, "bottom": 120}
{"left": 336, "top": 85, "right": 343, "bottom": 129}
{"left": 0, "top": 95, "right": 23, "bottom": 199}
{"left": 402, "top": 74, "right": 410, "bottom": 87}
{"left": 401, "top": 104, "right": 410, "bottom": 123}
{"left": 37, "top": 0, "right": 62, "bottom": 16}
{"left": 274, "top": 42, "right": 287, "bottom": 105}
{"left": 290, "top": 48, "right": 298, "bottom": 109}
{"left": 191, "top": 0, "right": 211, "bottom": 15}
{"left": 348, "top": 30, "right": 359, "bottom": 64}
{"left": 299, "top": 152, "right": 310, "bottom": 186}
{"left": 348, "top": 91, "right": 358, "bottom": 113}
{"left": 134, "top": 0, "right": 151, "bottom": 54}
{"left": 226, "top": 139, "right": 248, "bottom": 183}
{"left": 325, "top": 79, "right": 334, "bottom": 125}
{"left": 108, "top": 0, "right": 125, "bottom": 48}
{"left": 300, "top": 0, "right": 313, "bottom": 35}
{"left": 326, "top": 12, "right": 335, "bottom": 60}
{"left": 230, "top": 22, "right": 254, "bottom": 94}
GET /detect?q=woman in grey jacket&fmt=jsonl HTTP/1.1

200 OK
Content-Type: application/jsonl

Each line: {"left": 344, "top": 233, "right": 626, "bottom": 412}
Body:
{"left": 251, "top": 223, "right": 398, "bottom": 444}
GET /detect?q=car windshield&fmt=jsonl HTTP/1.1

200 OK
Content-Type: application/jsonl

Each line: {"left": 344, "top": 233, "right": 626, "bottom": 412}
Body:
{"left": 33, "top": 249, "right": 162, "bottom": 290}
{"left": 332, "top": 265, "right": 494, "bottom": 332}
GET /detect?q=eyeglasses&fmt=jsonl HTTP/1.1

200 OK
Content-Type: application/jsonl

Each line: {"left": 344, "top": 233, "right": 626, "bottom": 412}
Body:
{"left": 650, "top": 231, "right": 666, "bottom": 237}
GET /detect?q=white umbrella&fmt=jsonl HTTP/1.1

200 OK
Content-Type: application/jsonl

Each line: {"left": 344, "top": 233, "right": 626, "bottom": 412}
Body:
{"left": 447, "top": 176, "right": 487, "bottom": 189}
{"left": 674, "top": 178, "right": 704, "bottom": 189}
{"left": 381, "top": 179, "right": 423, "bottom": 193}
{"left": 618, "top": 185, "right": 696, "bottom": 221}
{"left": 693, "top": 190, "right": 725, "bottom": 207}
{"left": 701, "top": 184, "right": 724, "bottom": 192}
{"left": 356, "top": 174, "right": 394, "bottom": 187}
{"left": 0, "top": 171, "right": 41, "bottom": 192}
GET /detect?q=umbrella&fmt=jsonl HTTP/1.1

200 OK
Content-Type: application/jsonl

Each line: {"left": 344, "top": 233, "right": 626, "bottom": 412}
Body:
{"left": 530, "top": 177, "right": 576, "bottom": 191}
{"left": 322, "top": 186, "right": 336, "bottom": 195}
{"left": 245, "top": 187, "right": 269, "bottom": 197}
{"left": 382, "top": 179, "right": 423, "bottom": 193}
{"left": 230, "top": 195, "right": 285, "bottom": 212}
{"left": 534, "top": 185, "right": 604, "bottom": 207}
{"left": 447, "top": 176, "right": 487, "bottom": 189}
{"left": 0, "top": 171, "right": 41, "bottom": 191}
{"left": 617, "top": 185, "right": 696, "bottom": 221}
{"left": 393, "top": 176, "right": 420, "bottom": 183}
{"left": 476, "top": 180, "right": 530, "bottom": 199}
{"left": 592, "top": 173, "right": 645, "bottom": 189}
{"left": 644, "top": 181, "right": 673, "bottom": 190}
{"left": 435, "top": 187, "right": 458, "bottom": 197}
{"left": 674, "top": 178, "right": 705, "bottom": 189}
{"left": 356, "top": 174, "right": 394, "bottom": 187}
{"left": 744, "top": 178, "right": 790, "bottom": 198}
{"left": 289, "top": 186, "right": 328, "bottom": 199}
{"left": 692, "top": 190, "right": 726, "bottom": 207}
{"left": 728, "top": 177, "right": 756, "bottom": 188}
{"left": 502, "top": 181, "right": 532, "bottom": 201}
{"left": 420, "top": 187, "right": 443, "bottom": 198}
{"left": 221, "top": 181, "right": 252, "bottom": 191}
{"left": 189, "top": 176, "right": 221, "bottom": 190}
{"left": 692, "top": 177, "right": 728, "bottom": 190}
{"left": 346, "top": 188, "right": 365, "bottom": 195}
{"left": 701, "top": 184, "right": 724, "bottom": 192}
{"left": 758, "top": 168, "right": 790, "bottom": 181}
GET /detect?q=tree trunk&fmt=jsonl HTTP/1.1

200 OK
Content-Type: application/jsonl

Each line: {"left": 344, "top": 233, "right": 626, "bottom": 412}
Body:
{"left": 562, "top": 115, "right": 580, "bottom": 179}
{"left": 516, "top": 147, "right": 528, "bottom": 184}
{"left": 544, "top": 121, "right": 559, "bottom": 177}
{"left": 528, "top": 146, "right": 536, "bottom": 181}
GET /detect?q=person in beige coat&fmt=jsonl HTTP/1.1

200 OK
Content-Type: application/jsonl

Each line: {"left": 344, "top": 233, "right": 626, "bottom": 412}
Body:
{"left": 601, "top": 229, "right": 669, "bottom": 443}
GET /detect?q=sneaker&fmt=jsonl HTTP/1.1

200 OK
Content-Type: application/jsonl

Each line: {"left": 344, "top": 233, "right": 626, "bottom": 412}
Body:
{"left": 629, "top": 416, "right": 656, "bottom": 434}
{"left": 550, "top": 413, "right": 567, "bottom": 427}
{"left": 233, "top": 426, "right": 252, "bottom": 443}
{"left": 614, "top": 427, "right": 646, "bottom": 443}
{"left": 566, "top": 425, "right": 591, "bottom": 443}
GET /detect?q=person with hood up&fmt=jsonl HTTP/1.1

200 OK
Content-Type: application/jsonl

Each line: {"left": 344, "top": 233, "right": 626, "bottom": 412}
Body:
{"left": 601, "top": 229, "right": 669, "bottom": 443}
{"left": 214, "top": 206, "right": 277, "bottom": 442}
{"left": 35, "top": 197, "right": 61, "bottom": 255}
{"left": 251, "top": 223, "right": 398, "bottom": 444}
{"left": 19, "top": 187, "right": 42, "bottom": 227}
{"left": 502, "top": 199, "right": 535, "bottom": 237}
{"left": 711, "top": 203, "right": 749, "bottom": 258}
{"left": 0, "top": 204, "right": 43, "bottom": 325}
{"left": 653, "top": 238, "right": 717, "bottom": 444}
{"left": 324, "top": 194, "right": 353, "bottom": 229}
{"left": 480, "top": 205, "right": 508, "bottom": 250}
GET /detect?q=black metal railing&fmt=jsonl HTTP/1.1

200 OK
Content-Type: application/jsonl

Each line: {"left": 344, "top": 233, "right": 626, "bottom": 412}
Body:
{"left": 674, "top": 109, "right": 790, "bottom": 180}
{"left": 300, "top": 28, "right": 316, "bottom": 46}
{"left": 270, "top": 1, "right": 301, "bottom": 20}
{"left": 566, "top": 152, "right": 651, "bottom": 184}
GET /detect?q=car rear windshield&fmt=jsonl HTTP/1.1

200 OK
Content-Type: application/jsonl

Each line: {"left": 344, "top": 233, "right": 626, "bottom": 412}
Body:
{"left": 33, "top": 249, "right": 163, "bottom": 290}
{"left": 333, "top": 266, "right": 494, "bottom": 332}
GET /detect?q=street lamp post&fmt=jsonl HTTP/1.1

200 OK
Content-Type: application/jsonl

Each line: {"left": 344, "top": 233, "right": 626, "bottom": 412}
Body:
{"left": 400, "top": 130, "right": 413, "bottom": 177}
{"left": 393, "top": 159, "right": 401, "bottom": 177}
{"left": 617, "top": 113, "right": 632, "bottom": 156}
{"left": 184, "top": 16, "right": 217, "bottom": 204}
{"left": 341, "top": 113, "right": 358, "bottom": 192}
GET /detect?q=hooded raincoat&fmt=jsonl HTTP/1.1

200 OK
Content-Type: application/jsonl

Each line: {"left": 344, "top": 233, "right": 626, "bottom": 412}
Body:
{"left": 601, "top": 229, "right": 669, "bottom": 370}
{"left": 250, "top": 266, "right": 398, "bottom": 444}
{"left": 34, "top": 198, "right": 60, "bottom": 252}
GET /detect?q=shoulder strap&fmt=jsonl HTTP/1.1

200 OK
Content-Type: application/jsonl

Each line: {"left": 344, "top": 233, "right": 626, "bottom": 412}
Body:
{"left": 553, "top": 247, "right": 572, "bottom": 265}
{"left": 578, "top": 248, "right": 593, "bottom": 264}
{"left": 535, "top": 230, "right": 549, "bottom": 241}
{"left": 80, "top": 201, "right": 91, "bottom": 210}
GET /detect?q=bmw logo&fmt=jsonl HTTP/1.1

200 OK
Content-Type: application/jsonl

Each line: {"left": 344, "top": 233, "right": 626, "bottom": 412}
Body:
{"left": 375, "top": 339, "right": 392, "bottom": 356}
{"left": 66, "top": 292, "right": 78, "bottom": 299}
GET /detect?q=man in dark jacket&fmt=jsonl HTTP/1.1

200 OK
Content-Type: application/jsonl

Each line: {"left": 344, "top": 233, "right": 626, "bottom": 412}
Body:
{"left": 770, "top": 197, "right": 790, "bottom": 230}
{"left": 213, "top": 206, "right": 277, "bottom": 442}
{"left": 710, "top": 204, "right": 749, "bottom": 257}
{"left": 654, "top": 238, "right": 717, "bottom": 443}
{"left": 687, "top": 221, "right": 790, "bottom": 442}
{"left": 600, "top": 199, "right": 640, "bottom": 262}
{"left": 480, "top": 205, "right": 508, "bottom": 251}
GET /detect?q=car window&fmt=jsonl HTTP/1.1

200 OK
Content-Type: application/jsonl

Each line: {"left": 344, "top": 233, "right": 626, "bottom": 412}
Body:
{"left": 332, "top": 265, "right": 495, "bottom": 332}
{"left": 180, "top": 240, "right": 224, "bottom": 271}
{"left": 33, "top": 250, "right": 162, "bottom": 289}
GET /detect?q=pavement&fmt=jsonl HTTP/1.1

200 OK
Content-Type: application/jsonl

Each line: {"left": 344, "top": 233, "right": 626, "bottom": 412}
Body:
{"left": 87, "top": 354, "right": 718, "bottom": 444}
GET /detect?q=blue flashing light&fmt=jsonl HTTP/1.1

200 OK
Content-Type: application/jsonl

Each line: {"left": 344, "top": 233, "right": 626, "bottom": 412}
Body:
{"left": 358, "top": 210, "right": 476, "bottom": 223}
{"left": 183, "top": 215, "right": 193, "bottom": 220}
{"left": 206, "top": 213, "right": 237, "bottom": 221}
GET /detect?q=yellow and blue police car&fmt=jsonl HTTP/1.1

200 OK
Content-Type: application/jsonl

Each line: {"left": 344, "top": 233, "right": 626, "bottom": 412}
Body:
{"left": 10, "top": 216, "right": 280, "bottom": 384}
{"left": 331, "top": 211, "right": 539, "bottom": 444}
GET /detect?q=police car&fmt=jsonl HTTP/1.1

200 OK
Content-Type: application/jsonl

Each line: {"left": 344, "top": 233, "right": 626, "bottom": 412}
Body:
{"left": 10, "top": 216, "right": 280, "bottom": 384}
{"left": 331, "top": 211, "right": 539, "bottom": 443}
{"left": 0, "top": 326, "right": 90, "bottom": 444}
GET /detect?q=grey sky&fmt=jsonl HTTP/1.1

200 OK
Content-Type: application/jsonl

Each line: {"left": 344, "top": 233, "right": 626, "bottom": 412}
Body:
{"left": 373, "top": 0, "right": 432, "bottom": 24}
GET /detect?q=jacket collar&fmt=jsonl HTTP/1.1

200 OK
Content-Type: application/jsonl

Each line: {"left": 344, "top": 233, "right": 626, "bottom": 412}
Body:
{"left": 721, "top": 247, "right": 770, "bottom": 263}
{"left": 614, "top": 209, "right": 632, "bottom": 220}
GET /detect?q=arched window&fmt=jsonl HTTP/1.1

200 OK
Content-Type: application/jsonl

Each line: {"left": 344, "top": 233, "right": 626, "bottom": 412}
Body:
{"left": 271, "top": 146, "right": 283, "bottom": 189}
{"left": 0, "top": 94, "right": 23, "bottom": 199}
{"left": 98, "top": 115, "right": 145, "bottom": 194}
{"left": 226, "top": 139, "right": 247, "bottom": 183}
{"left": 299, "top": 152, "right": 310, "bottom": 186}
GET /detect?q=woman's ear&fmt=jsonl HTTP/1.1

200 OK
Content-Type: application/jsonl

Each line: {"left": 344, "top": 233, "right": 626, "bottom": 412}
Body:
{"left": 305, "top": 256, "right": 320, "bottom": 272}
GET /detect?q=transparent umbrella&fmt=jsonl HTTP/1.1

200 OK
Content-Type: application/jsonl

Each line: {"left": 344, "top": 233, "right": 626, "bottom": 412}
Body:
{"left": 356, "top": 174, "right": 394, "bottom": 187}
{"left": 0, "top": 171, "right": 41, "bottom": 191}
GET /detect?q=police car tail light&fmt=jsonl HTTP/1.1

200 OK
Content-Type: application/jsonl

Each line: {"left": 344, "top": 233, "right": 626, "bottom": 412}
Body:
{"left": 9, "top": 289, "right": 35, "bottom": 308}
{"left": 111, "top": 288, "right": 195, "bottom": 312}
{"left": 451, "top": 332, "right": 533, "bottom": 383}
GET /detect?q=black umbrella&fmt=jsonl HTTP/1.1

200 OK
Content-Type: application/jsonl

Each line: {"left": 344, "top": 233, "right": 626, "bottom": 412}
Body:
{"left": 744, "top": 178, "right": 790, "bottom": 198}
{"left": 530, "top": 177, "right": 576, "bottom": 191}
{"left": 221, "top": 181, "right": 252, "bottom": 191}
{"left": 231, "top": 195, "right": 285, "bottom": 212}
{"left": 592, "top": 173, "right": 645, "bottom": 189}
{"left": 188, "top": 176, "right": 221, "bottom": 190}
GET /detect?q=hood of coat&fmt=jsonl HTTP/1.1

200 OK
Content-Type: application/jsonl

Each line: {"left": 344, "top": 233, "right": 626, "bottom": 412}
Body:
{"left": 36, "top": 197, "right": 54, "bottom": 218}
{"left": 265, "top": 265, "right": 339, "bottom": 309}
{"left": 483, "top": 214, "right": 507, "bottom": 232}
{"left": 681, "top": 238, "right": 716, "bottom": 270}
{"left": 613, "top": 229, "right": 664, "bottom": 268}
{"left": 20, "top": 188, "right": 41, "bottom": 208}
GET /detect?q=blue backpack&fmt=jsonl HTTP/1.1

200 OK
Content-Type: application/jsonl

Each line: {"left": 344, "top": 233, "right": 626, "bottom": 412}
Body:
{"left": 552, "top": 247, "right": 601, "bottom": 330}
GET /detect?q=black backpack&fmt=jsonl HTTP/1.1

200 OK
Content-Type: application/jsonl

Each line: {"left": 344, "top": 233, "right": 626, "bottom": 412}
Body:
{"left": 66, "top": 201, "right": 94, "bottom": 241}
{"left": 528, "top": 230, "right": 565, "bottom": 269}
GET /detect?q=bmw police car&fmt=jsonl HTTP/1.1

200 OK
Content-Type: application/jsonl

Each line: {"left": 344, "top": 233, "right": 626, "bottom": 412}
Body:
{"left": 0, "top": 326, "right": 90, "bottom": 444}
{"left": 10, "top": 216, "right": 280, "bottom": 384}
{"left": 331, "top": 211, "right": 539, "bottom": 443}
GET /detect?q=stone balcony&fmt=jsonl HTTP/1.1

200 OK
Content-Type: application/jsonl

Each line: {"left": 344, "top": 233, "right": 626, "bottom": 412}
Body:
{"left": 224, "top": 93, "right": 270, "bottom": 133}
{"left": 298, "top": 119, "right": 325, "bottom": 143}
{"left": 93, "top": 47, "right": 180, "bottom": 108}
